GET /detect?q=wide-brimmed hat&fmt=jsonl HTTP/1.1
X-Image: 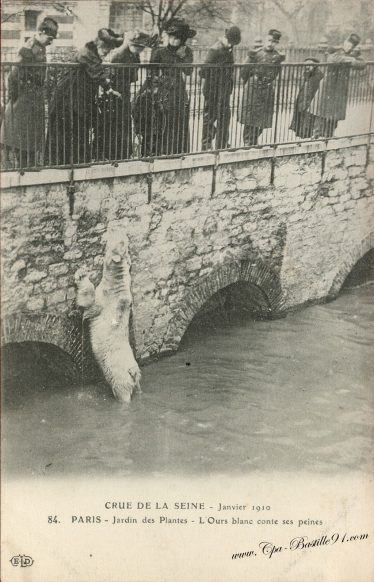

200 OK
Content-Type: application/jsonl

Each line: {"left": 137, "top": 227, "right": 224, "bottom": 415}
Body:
{"left": 164, "top": 18, "right": 196, "bottom": 42}
{"left": 38, "top": 17, "right": 59, "bottom": 39}
{"left": 268, "top": 29, "right": 282, "bottom": 42}
{"left": 98, "top": 28, "right": 124, "bottom": 48}
{"left": 128, "top": 31, "right": 153, "bottom": 48}
{"left": 225, "top": 26, "right": 241, "bottom": 46}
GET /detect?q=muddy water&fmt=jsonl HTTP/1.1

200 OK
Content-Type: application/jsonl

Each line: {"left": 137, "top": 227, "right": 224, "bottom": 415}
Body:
{"left": 2, "top": 283, "right": 373, "bottom": 477}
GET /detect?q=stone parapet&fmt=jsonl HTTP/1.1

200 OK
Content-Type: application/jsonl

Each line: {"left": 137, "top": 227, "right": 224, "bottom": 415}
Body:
{"left": 1, "top": 137, "right": 373, "bottom": 362}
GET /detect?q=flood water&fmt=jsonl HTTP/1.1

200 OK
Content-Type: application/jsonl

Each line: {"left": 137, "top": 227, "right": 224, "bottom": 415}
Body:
{"left": 2, "top": 282, "right": 373, "bottom": 478}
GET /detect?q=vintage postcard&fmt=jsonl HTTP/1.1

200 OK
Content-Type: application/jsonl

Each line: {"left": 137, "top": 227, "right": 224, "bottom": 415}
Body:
{"left": 1, "top": 1, "right": 373, "bottom": 580}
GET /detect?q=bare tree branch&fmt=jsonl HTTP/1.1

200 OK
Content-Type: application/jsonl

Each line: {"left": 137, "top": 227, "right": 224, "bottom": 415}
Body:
{"left": 269, "top": 0, "right": 305, "bottom": 18}
{"left": 167, "top": 0, "right": 189, "bottom": 22}
{"left": 1, "top": 10, "right": 24, "bottom": 23}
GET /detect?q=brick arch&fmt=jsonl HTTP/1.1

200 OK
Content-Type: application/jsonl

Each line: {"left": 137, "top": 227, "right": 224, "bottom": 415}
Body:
{"left": 1, "top": 311, "right": 84, "bottom": 372}
{"left": 163, "top": 258, "right": 285, "bottom": 352}
{"left": 328, "top": 233, "right": 374, "bottom": 298}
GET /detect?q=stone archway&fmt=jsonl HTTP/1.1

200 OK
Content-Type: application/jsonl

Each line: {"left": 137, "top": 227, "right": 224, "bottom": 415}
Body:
{"left": 328, "top": 233, "right": 374, "bottom": 298}
{"left": 1, "top": 311, "right": 85, "bottom": 373}
{"left": 161, "top": 258, "right": 285, "bottom": 353}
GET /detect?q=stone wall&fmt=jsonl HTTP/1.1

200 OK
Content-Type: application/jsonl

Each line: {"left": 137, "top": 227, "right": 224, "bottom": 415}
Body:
{"left": 1, "top": 137, "right": 373, "bottom": 362}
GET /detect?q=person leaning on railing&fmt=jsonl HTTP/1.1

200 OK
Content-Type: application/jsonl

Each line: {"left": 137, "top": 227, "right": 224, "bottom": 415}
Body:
{"left": 45, "top": 28, "right": 123, "bottom": 166}
{"left": 148, "top": 18, "right": 196, "bottom": 156}
{"left": 0, "top": 17, "right": 58, "bottom": 169}
{"left": 308, "top": 33, "right": 366, "bottom": 138}
{"left": 238, "top": 29, "right": 285, "bottom": 146}
{"left": 289, "top": 58, "right": 324, "bottom": 139}
{"left": 200, "top": 26, "right": 241, "bottom": 151}
{"left": 96, "top": 31, "right": 152, "bottom": 161}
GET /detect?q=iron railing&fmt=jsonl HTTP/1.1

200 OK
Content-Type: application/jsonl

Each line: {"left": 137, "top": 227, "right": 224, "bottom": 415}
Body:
{"left": 2, "top": 45, "right": 374, "bottom": 63}
{"left": 1, "top": 61, "right": 373, "bottom": 171}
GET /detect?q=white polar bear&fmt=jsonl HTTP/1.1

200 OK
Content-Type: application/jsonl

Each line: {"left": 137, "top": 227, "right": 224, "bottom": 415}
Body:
{"left": 76, "top": 227, "right": 141, "bottom": 403}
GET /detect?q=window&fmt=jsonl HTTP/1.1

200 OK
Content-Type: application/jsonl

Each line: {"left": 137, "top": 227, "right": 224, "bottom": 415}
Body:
{"left": 109, "top": 2, "right": 144, "bottom": 32}
{"left": 25, "top": 10, "right": 40, "bottom": 31}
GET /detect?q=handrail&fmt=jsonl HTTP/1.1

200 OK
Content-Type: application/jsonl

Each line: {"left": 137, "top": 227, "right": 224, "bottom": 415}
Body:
{"left": 1, "top": 61, "right": 373, "bottom": 172}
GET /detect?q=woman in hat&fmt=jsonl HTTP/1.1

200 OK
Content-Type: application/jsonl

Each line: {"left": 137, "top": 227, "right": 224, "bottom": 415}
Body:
{"left": 148, "top": 18, "right": 196, "bottom": 155}
{"left": 290, "top": 58, "right": 324, "bottom": 139}
{"left": 1, "top": 17, "right": 58, "bottom": 168}
{"left": 46, "top": 29, "right": 123, "bottom": 166}
{"left": 96, "top": 31, "right": 152, "bottom": 161}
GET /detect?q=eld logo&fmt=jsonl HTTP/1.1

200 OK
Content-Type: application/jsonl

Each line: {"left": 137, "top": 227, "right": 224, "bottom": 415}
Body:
{"left": 10, "top": 555, "right": 34, "bottom": 567}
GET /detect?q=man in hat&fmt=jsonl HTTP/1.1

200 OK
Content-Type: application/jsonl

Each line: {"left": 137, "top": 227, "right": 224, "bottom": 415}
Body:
{"left": 239, "top": 29, "right": 285, "bottom": 146}
{"left": 46, "top": 28, "right": 123, "bottom": 165}
{"left": 98, "top": 31, "right": 152, "bottom": 160}
{"left": 309, "top": 32, "right": 365, "bottom": 137}
{"left": 1, "top": 17, "right": 59, "bottom": 168}
{"left": 200, "top": 26, "right": 241, "bottom": 150}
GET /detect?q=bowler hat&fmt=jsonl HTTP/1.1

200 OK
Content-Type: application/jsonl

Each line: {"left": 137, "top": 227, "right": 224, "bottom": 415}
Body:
{"left": 98, "top": 28, "right": 124, "bottom": 48}
{"left": 268, "top": 29, "right": 282, "bottom": 42}
{"left": 38, "top": 17, "right": 58, "bottom": 39}
{"left": 164, "top": 18, "right": 196, "bottom": 42}
{"left": 225, "top": 26, "right": 241, "bottom": 46}
{"left": 347, "top": 33, "right": 360, "bottom": 47}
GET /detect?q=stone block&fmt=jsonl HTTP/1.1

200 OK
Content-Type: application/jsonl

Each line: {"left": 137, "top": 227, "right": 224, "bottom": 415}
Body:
{"left": 273, "top": 171, "right": 302, "bottom": 189}
{"left": 184, "top": 256, "right": 202, "bottom": 272}
{"left": 350, "top": 177, "right": 369, "bottom": 192}
{"left": 63, "top": 250, "right": 83, "bottom": 261}
{"left": 344, "top": 146, "right": 367, "bottom": 168}
{"left": 26, "top": 296, "right": 45, "bottom": 311}
{"left": 24, "top": 270, "right": 48, "bottom": 283}
{"left": 323, "top": 166, "right": 349, "bottom": 182}
{"left": 46, "top": 289, "right": 66, "bottom": 306}
{"left": 49, "top": 263, "right": 69, "bottom": 276}
{"left": 325, "top": 150, "right": 343, "bottom": 170}
{"left": 348, "top": 165, "right": 363, "bottom": 178}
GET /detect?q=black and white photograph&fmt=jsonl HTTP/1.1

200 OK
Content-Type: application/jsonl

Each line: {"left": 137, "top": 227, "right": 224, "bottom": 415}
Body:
{"left": 1, "top": 0, "right": 373, "bottom": 580}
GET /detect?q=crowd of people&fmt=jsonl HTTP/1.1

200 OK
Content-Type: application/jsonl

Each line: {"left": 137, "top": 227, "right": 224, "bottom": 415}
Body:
{"left": 0, "top": 16, "right": 367, "bottom": 167}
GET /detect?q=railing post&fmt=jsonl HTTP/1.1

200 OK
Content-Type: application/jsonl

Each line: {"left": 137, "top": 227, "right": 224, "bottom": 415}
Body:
{"left": 273, "top": 63, "right": 283, "bottom": 145}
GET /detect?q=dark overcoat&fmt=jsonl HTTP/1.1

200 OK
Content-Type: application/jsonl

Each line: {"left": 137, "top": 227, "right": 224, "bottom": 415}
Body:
{"left": 239, "top": 47, "right": 284, "bottom": 128}
{"left": 200, "top": 40, "right": 234, "bottom": 104}
{"left": 96, "top": 47, "right": 140, "bottom": 160}
{"left": 1, "top": 37, "right": 46, "bottom": 158}
{"left": 290, "top": 67, "right": 324, "bottom": 138}
{"left": 149, "top": 44, "right": 193, "bottom": 155}
{"left": 47, "top": 41, "right": 111, "bottom": 164}
{"left": 309, "top": 48, "right": 365, "bottom": 120}
{"left": 49, "top": 41, "right": 111, "bottom": 120}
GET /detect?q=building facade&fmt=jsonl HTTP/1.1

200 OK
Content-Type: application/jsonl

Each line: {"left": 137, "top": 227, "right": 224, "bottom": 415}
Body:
{"left": 1, "top": 0, "right": 148, "bottom": 60}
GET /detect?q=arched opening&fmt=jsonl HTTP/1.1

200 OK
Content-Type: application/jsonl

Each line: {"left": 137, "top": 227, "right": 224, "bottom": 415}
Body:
{"left": 341, "top": 248, "right": 374, "bottom": 290}
{"left": 181, "top": 281, "right": 271, "bottom": 347}
{"left": 1, "top": 341, "right": 80, "bottom": 408}
{"left": 162, "top": 259, "right": 284, "bottom": 354}
{"left": 328, "top": 235, "right": 373, "bottom": 298}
